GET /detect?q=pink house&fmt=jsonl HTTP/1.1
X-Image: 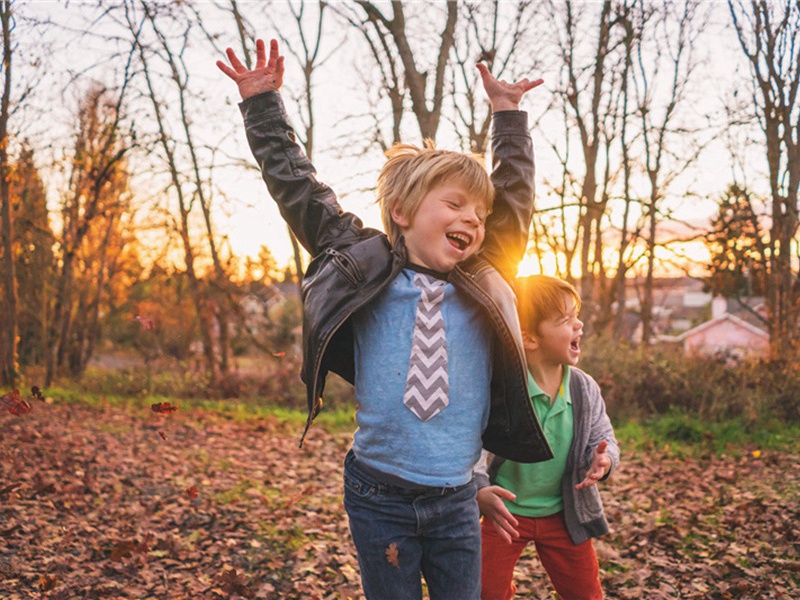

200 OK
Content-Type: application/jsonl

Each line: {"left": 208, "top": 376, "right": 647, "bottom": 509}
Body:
{"left": 677, "top": 312, "right": 770, "bottom": 359}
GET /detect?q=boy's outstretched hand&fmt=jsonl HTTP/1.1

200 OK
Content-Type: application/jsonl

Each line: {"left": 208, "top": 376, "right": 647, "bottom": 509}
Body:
{"left": 477, "top": 486, "right": 519, "bottom": 544}
{"left": 217, "top": 38, "right": 284, "bottom": 101}
{"left": 575, "top": 440, "right": 611, "bottom": 490}
{"left": 476, "top": 63, "right": 543, "bottom": 112}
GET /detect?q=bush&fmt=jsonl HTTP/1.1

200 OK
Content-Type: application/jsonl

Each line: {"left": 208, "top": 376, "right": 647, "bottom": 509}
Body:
{"left": 580, "top": 336, "right": 800, "bottom": 425}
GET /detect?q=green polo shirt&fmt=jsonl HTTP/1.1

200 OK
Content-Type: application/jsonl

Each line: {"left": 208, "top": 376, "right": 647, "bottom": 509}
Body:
{"left": 495, "top": 367, "right": 574, "bottom": 517}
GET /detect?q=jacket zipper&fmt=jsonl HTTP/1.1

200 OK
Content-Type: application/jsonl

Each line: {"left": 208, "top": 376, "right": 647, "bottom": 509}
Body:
{"left": 324, "top": 247, "right": 363, "bottom": 287}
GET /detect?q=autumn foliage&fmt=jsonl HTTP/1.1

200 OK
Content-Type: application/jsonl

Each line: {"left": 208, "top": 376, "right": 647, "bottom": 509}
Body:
{"left": 1, "top": 398, "right": 798, "bottom": 599}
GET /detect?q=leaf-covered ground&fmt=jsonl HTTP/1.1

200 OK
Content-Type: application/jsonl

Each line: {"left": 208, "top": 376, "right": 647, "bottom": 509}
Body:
{"left": 1, "top": 401, "right": 798, "bottom": 599}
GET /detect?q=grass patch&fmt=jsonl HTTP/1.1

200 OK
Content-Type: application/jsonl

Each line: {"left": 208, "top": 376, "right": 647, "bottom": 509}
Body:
{"left": 615, "top": 411, "right": 800, "bottom": 457}
{"left": 46, "top": 385, "right": 357, "bottom": 434}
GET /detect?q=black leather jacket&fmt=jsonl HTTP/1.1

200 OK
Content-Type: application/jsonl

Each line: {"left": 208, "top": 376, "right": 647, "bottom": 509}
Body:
{"left": 240, "top": 91, "right": 552, "bottom": 463}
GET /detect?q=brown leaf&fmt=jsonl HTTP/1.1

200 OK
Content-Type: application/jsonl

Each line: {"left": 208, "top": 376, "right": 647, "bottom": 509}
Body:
{"left": 186, "top": 485, "right": 198, "bottom": 499}
{"left": 217, "top": 568, "right": 253, "bottom": 598}
{"left": 386, "top": 542, "right": 399, "bottom": 567}
{"left": 39, "top": 574, "right": 58, "bottom": 591}
{"left": 151, "top": 402, "right": 178, "bottom": 414}
{"left": 1, "top": 389, "right": 32, "bottom": 415}
{"left": 157, "top": 430, "right": 167, "bottom": 440}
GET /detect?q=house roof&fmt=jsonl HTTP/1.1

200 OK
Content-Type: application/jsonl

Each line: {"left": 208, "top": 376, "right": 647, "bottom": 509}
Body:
{"left": 676, "top": 312, "right": 769, "bottom": 341}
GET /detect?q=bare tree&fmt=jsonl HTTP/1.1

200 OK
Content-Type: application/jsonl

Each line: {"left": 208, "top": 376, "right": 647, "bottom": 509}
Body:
{"left": 729, "top": 0, "right": 800, "bottom": 356}
{"left": 545, "top": 0, "right": 624, "bottom": 328}
{"left": 449, "top": 0, "right": 543, "bottom": 153}
{"left": 121, "top": 0, "right": 222, "bottom": 384}
{"left": 337, "top": 0, "right": 458, "bottom": 144}
{"left": 630, "top": 0, "right": 707, "bottom": 343}
{"left": 225, "top": 0, "right": 334, "bottom": 295}
{"left": 0, "top": 0, "right": 18, "bottom": 385}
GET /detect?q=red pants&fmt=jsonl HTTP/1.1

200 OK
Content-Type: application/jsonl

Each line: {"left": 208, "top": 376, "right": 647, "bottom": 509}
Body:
{"left": 480, "top": 511, "right": 602, "bottom": 600}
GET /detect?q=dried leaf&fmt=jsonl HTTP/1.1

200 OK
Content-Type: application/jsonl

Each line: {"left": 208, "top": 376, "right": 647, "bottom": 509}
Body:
{"left": 39, "top": 574, "right": 58, "bottom": 591}
{"left": 157, "top": 430, "right": 167, "bottom": 440}
{"left": 186, "top": 485, "right": 198, "bottom": 499}
{"left": 1, "top": 389, "right": 32, "bottom": 415}
{"left": 217, "top": 568, "right": 253, "bottom": 598}
{"left": 386, "top": 542, "right": 399, "bottom": 567}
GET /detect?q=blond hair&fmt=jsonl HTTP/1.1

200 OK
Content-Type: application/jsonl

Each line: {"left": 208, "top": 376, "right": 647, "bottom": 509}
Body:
{"left": 376, "top": 140, "right": 494, "bottom": 245}
{"left": 516, "top": 275, "right": 582, "bottom": 335}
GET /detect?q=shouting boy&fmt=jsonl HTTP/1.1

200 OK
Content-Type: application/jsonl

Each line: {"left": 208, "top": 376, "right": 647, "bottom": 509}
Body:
{"left": 218, "top": 39, "right": 550, "bottom": 599}
{"left": 476, "top": 275, "right": 620, "bottom": 600}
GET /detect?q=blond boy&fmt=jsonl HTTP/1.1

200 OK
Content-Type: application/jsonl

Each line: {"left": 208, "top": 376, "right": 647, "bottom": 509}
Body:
{"left": 218, "top": 38, "right": 550, "bottom": 600}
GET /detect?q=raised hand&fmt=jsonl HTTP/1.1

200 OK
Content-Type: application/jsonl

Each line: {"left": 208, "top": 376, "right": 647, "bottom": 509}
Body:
{"left": 216, "top": 38, "right": 285, "bottom": 101}
{"left": 477, "top": 485, "right": 520, "bottom": 544}
{"left": 575, "top": 440, "right": 612, "bottom": 490}
{"left": 476, "top": 63, "right": 543, "bottom": 112}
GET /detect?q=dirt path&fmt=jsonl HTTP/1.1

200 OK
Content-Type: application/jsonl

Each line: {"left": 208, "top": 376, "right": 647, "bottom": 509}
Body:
{"left": 1, "top": 401, "right": 798, "bottom": 599}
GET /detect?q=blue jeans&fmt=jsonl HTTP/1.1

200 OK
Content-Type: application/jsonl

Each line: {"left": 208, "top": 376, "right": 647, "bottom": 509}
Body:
{"left": 343, "top": 450, "right": 481, "bottom": 600}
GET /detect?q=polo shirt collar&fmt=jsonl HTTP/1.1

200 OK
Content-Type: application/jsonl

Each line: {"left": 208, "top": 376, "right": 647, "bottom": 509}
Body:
{"left": 527, "top": 366, "right": 573, "bottom": 407}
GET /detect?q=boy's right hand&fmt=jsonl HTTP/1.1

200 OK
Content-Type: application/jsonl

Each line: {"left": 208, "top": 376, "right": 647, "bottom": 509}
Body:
{"left": 477, "top": 486, "right": 519, "bottom": 544}
{"left": 217, "top": 38, "right": 285, "bottom": 101}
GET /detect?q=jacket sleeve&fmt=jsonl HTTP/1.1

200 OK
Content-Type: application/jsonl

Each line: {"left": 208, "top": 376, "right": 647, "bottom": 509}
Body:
{"left": 581, "top": 375, "right": 620, "bottom": 481}
{"left": 480, "top": 110, "right": 535, "bottom": 282}
{"left": 240, "top": 91, "right": 364, "bottom": 257}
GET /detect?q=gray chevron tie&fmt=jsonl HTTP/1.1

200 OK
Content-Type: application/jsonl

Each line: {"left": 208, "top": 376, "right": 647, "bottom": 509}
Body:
{"left": 403, "top": 273, "right": 449, "bottom": 421}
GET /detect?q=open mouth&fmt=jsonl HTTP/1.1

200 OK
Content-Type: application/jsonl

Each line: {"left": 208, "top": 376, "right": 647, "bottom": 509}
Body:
{"left": 446, "top": 232, "right": 472, "bottom": 251}
{"left": 570, "top": 338, "right": 581, "bottom": 353}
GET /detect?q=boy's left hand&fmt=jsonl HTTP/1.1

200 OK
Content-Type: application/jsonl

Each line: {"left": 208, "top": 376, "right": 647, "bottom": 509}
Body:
{"left": 575, "top": 441, "right": 611, "bottom": 490}
{"left": 476, "top": 63, "right": 543, "bottom": 112}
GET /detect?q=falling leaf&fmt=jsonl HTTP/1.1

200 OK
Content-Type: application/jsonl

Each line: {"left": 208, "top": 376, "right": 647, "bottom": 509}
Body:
{"left": 1, "top": 389, "right": 32, "bottom": 416}
{"left": 186, "top": 485, "right": 198, "bottom": 499}
{"left": 157, "top": 431, "right": 167, "bottom": 440}
{"left": 151, "top": 402, "right": 178, "bottom": 414}
{"left": 135, "top": 315, "right": 156, "bottom": 331}
{"left": 386, "top": 542, "right": 399, "bottom": 567}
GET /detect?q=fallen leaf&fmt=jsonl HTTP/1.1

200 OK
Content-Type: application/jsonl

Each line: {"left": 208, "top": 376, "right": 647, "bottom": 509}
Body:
{"left": 157, "top": 430, "right": 167, "bottom": 440}
{"left": 38, "top": 574, "right": 58, "bottom": 591}
{"left": 272, "top": 351, "right": 286, "bottom": 357}
{"left": 751, "top": 450, "right": 761, "bottom": 459}
{"left": 186, "top": 485, "right": 198, "bottom": 499}
{"left": 386, "top": 542, "right": 399, "bottom": 567}
{"left": 1, "top": 389, "right": 32, "bottom": 416}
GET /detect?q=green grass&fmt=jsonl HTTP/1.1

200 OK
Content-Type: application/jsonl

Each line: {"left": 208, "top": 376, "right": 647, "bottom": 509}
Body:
{"left": 46, "top": 385, "right": 358, "bottom": 433}
{"left": 44, "top": 386, "right": 799, "bottom": 456}
{"left": 615, "top": 410, "right": 800, "bottom": 457}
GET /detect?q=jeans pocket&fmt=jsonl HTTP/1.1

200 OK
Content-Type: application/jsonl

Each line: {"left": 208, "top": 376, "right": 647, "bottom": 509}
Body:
{"left": 343, "top": 470, "right": 378, "bottom": 500}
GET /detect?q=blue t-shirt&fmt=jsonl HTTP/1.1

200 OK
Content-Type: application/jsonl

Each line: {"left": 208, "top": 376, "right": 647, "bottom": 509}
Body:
{"left": 351, "top": 267, "right": 493, "bottom": 487}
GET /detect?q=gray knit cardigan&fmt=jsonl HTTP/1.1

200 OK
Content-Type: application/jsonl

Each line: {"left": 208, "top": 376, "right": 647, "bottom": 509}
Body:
{"left": 474, "top": 367, "right": 620, "bottom": 545}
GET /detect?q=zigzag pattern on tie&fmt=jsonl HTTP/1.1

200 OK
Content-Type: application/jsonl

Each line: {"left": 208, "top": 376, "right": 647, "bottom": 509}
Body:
{"left": 405, "top": 364, "right": 448, "bottom": 390}
{"left": 404, "top": 387, "right": 448, "bottom": 421}
{"left": 409, "top": 345, "right": 447, "bottom": 368}
{"left": 404, "top": 273, "right": 449, "bottom": 421}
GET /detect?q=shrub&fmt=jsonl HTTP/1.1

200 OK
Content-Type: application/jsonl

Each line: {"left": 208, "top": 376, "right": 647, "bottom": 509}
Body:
{"left": 580, "top": 336, "right": 800, "bottom": 425}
